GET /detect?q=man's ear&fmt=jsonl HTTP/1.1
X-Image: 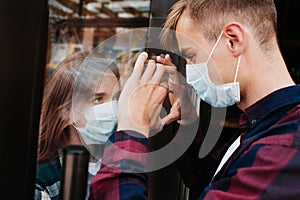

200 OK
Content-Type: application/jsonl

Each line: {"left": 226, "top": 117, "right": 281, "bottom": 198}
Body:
{"left": 223, "top": 22, "right": 246, "bottom": 57}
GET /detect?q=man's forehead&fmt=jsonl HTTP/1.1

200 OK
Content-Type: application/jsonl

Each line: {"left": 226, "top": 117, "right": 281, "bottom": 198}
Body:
{"left": 175, "top": 12, "right": 193, "bottom": 33}
{"left": 175, "top": 27, "right": 199, "bottom": 50}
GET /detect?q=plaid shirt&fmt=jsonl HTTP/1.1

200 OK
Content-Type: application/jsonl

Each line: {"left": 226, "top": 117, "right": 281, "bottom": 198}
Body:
{"left": 35, "top": 155, "right": 94, "bottom": 200}
{"left": 35, "top": 158, "right": 61, "bottom": 200}
{"left": 90, "top": 85, "right": 300, "bottom": 200}
{"left": 90, "top": 130, "right": 148, "bottom": 200}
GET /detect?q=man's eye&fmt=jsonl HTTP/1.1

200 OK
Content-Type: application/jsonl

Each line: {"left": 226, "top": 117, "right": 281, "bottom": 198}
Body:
{"left": 185, "top": 55, "right": 195, "bottom": 63}
{"left": 181, "top": 53, "right": 194, "bottom": 60}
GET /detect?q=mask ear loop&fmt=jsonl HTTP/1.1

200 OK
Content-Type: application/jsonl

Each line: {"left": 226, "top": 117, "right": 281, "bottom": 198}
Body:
{"left": 71, "top": 122, "right": 78, "bottom": 129}
{"left": 206, "top": 31, "right": 224, "bottom": 63}
{"left": 233, "top": 55, "right": 241, "bottom": 83}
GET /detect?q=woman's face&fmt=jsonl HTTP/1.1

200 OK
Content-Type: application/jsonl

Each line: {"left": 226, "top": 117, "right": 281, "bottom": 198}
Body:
{"left": 73, "top": 68, "right": 119, "bottom": 127}
{"left": 76, "top": 69, "right": 120, "bottom": 159}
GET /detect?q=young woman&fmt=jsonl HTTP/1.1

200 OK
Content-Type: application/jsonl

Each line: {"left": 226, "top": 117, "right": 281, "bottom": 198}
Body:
{"left": 35, "top": 51, "right": 120, "bottom": 200}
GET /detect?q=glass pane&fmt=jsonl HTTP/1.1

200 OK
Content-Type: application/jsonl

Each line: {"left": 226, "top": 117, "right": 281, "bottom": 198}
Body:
{"left": 35, "top": 1, "right": 151, "bottom": 199}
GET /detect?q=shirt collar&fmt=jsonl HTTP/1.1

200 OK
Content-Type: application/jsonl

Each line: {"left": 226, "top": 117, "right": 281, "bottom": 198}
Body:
{"left": 239, "top": 85, "right": 300, "bottom": 130}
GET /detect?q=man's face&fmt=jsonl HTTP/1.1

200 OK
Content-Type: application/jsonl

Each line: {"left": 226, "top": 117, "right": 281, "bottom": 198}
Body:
{"left": 175, "top": 13, "right": 237, "bottom": 85}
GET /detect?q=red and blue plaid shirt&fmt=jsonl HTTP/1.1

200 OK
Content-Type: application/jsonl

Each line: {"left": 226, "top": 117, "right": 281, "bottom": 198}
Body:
{"left": 90, "top": 85, "right": 300, "bottom": 200}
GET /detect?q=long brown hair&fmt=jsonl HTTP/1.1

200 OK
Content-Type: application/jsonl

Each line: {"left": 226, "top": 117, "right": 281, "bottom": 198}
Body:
{"left": 38, "top": 51, "right": 119, "bottom": 162}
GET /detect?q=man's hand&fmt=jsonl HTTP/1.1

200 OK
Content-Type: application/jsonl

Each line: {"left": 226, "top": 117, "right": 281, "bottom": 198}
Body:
{"left": 117, "top": 52, "right": 169, "bottom": 137}
{"left": 156, "top": 54, "right": 198, "bottom": 125}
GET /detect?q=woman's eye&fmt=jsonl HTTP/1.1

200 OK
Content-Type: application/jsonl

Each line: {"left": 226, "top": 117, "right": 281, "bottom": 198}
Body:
{"left": 94, "top": 98, "right": 102, "bottom": 104}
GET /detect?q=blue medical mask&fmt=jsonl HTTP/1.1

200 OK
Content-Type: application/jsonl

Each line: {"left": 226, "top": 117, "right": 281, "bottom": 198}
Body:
{"left": 186, "top": 31, "right": 241, "bottom": 107}
{"left": 76, "top": 100, "right": 118, "bottom": 145}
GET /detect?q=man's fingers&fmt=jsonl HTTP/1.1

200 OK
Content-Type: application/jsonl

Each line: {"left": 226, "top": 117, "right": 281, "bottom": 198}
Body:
{"left": 156, "top": 54, "right": 174, "bottom": 66}
{"left": 140, "top": 60, "right": 156, "bottom": 85}
{"left": 150, "top": 63, "right": 166, "bottom": 83}
{"left": 165, "top": 54, "right": 172, "bottom": 63}
{"left": 161, "top": 103, "right": 180, "bottom": 126}
{"left": 131, "top": 52, "right": 148, "bottom": 80}
{"left": 167, "top": 81, "right": 185, "bottom": 97}
{"left": 168, "top": 92, "right": 177, "bottom": 105}
{"left": 164, "top": 65, "right": 177, "bottom": 74}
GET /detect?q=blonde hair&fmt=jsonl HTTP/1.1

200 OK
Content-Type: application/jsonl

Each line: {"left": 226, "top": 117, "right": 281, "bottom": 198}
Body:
{"left": 161, "top": 0, "right": 278, "bottom": 52}
{"left": 160, "top": 0, "right": 188, "bottom": 52}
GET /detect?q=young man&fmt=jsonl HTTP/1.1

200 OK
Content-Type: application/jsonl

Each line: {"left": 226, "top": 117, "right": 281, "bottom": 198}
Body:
{"left": 90, "top": 0, "right": 300, "bottom": 199}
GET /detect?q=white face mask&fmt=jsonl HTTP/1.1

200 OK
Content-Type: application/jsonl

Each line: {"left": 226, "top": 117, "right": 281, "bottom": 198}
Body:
{"left": 59, "top": 157, "right": 101, "bottom": 176}
{"left": 76, "top": 100, "right": 118, "bottom": 145}
{"left": 88, "top": 158, "right": 102, "bottom": 176}
{"left": 186, "top": 31, "right": 241, "bottom": 107}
